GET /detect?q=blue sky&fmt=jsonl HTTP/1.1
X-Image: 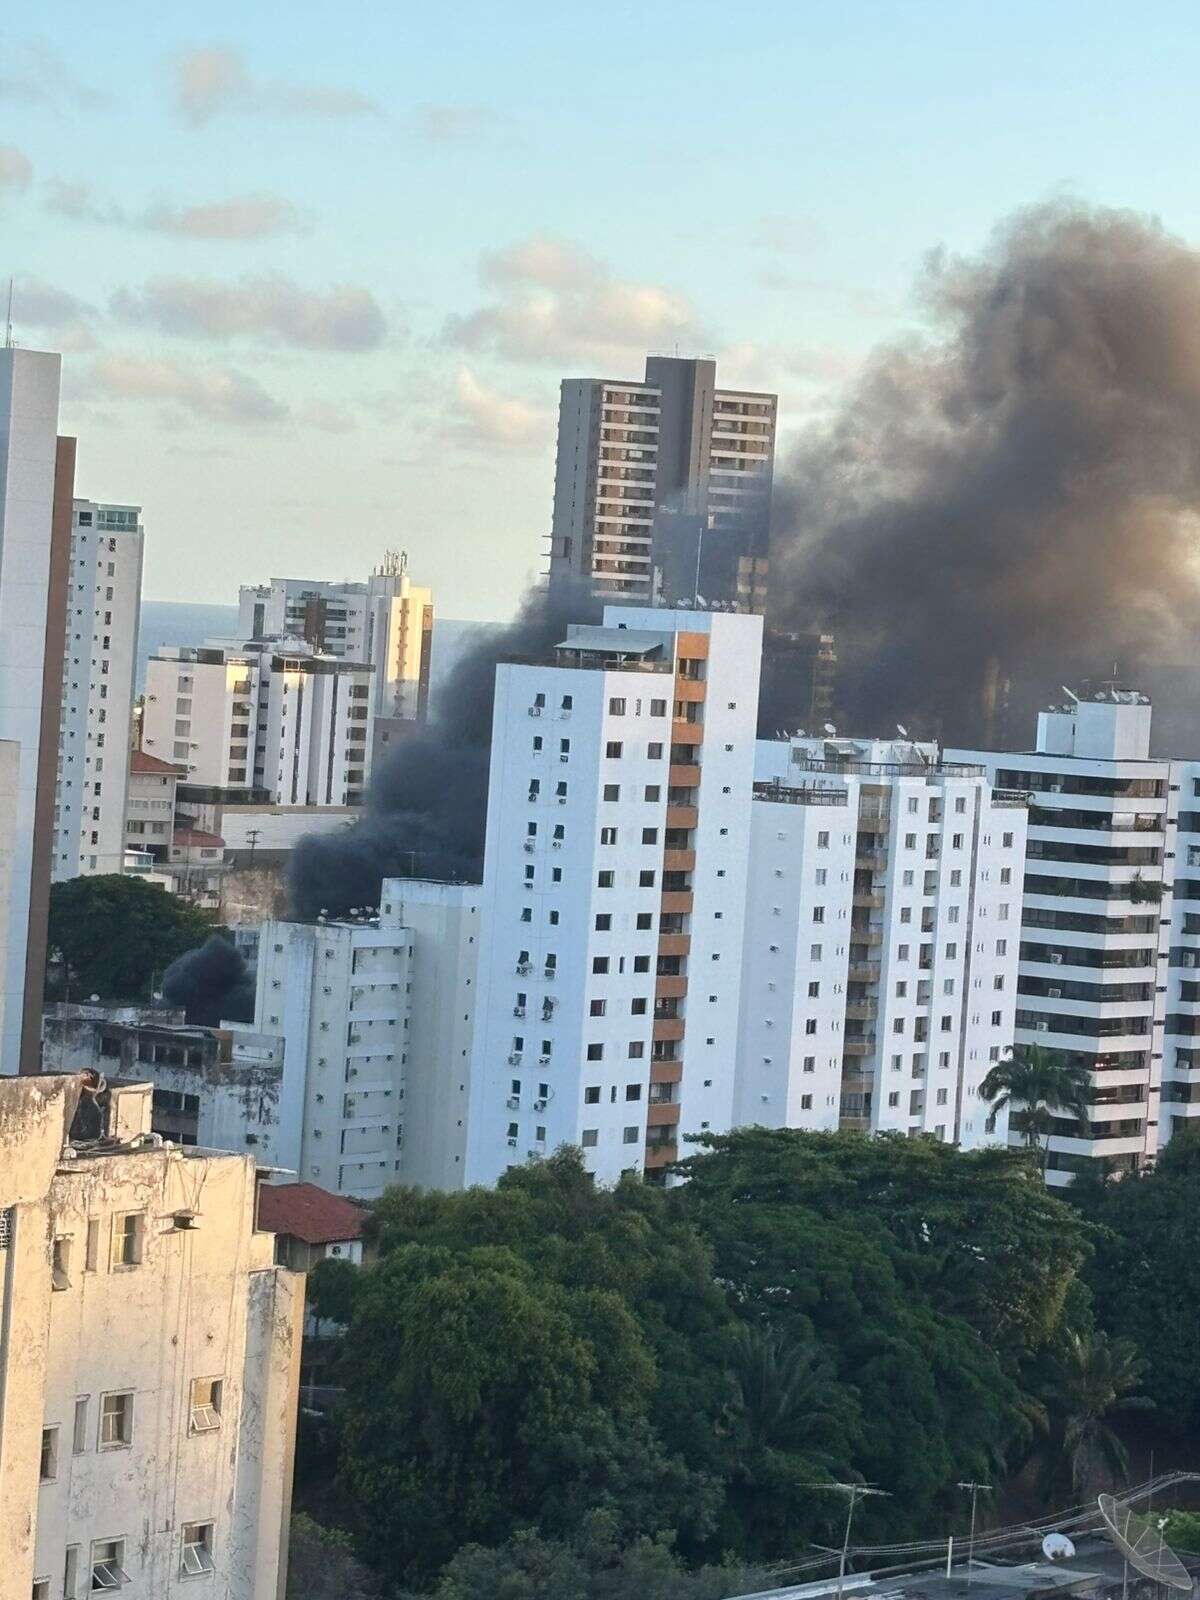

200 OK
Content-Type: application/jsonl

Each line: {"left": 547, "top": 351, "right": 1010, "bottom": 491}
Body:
{"left": 4, "top": 1, "right": 1199, "bottom": 616}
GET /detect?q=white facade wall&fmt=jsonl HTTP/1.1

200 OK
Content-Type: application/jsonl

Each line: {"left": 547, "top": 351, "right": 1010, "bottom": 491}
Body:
{"left": 0, "top": 348, "right": 61, "bottom": 1071}
{"left": 1, "top": 1075, "right": 302, "bottom": 1600}
{"left": 124, "top": 763, "right": 180, "bottom": 859}
{"left": 381, "top": 878, "right": 481, "bottom": 1191}
{"left": 255, "top": 919, "right": 412, "bottom": 1199}
{"left": 465, "top": 608, "right": 762, "bottom": 1187}
{"left": 144, "top": 649, "right": 256, "bottom": 788}
{"left": 745, "top": 738, "right": 1026, "bottom": 1148}
{"left": 53, "top": 501, "right": 143, "bottom": 881}
{"left": 954, "top": 698, "right": 1172, "bottom": 1184}
{"left": 1162, "top": 761, "right": 1200, "bottom": 1145}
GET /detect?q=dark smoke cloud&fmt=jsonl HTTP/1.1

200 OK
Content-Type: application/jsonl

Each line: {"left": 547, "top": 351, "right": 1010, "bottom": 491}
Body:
{"left": 288, "top": 580, "right": 602, "bottom": 918}
{"left": 769, "top": 201, "right": 1200, "bottom": 744}
{"left": 162, "top": 933, "right": 255, "bottom": 1026}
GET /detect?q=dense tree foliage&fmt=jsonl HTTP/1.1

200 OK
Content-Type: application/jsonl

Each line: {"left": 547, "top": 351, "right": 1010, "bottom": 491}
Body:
{"left": 331, "top": 1133, "right": 1090, "bottom": 1593}
{"left": 46, "top": 874, "right": 215, "bottom": 1002}
{"left": 1073, "top": 1131, "right": 1200, "bottom": 1437}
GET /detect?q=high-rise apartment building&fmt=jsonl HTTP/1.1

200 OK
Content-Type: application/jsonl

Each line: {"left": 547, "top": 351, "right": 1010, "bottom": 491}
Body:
{"left": 253, "top": 880, "right": 480, "bottom": 1199}
{"left": 739, "top": 737, "right": 1027, "bottom": 1146}
{"left": 238, "top": 555, "right": 433, "bottom": 758}
{"left": 547, "top": 356, "right": 777, "bottom": 610}
{"left": 143, "top": 640, "right": 372, "bottom": 807}
{"left": 1, "top": 1072, "right": 302, "bottom": 1597}
{"left": 0, "top": 347, "right": 74, "bottom": 1074}
{"left": 53, "top": 500, "right": 144, "bottom": 881}
{"left": 465, "top": 608, "right": 763, "bottom": 1186}
{"left": 954, "top": 691, "right": 1175, "bottom": 1185}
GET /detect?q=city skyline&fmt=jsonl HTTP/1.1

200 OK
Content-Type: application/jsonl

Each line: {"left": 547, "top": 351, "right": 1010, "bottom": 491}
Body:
{"left": 9, "top": 2, "right": 1200, "bottom": 618}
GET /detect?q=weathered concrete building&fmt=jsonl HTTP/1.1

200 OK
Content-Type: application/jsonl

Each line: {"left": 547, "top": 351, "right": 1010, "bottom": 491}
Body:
{"left": 0, "top": 1072, "right": 303, "bottom": 1598}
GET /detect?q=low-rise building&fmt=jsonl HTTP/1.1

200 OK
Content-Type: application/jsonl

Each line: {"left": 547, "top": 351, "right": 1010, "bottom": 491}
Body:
{"left": 256, "top": 1182, "right": 366, "bottom": 1271}
{"left": 0, "top": 1071, "right": 303, "bottom": 1598}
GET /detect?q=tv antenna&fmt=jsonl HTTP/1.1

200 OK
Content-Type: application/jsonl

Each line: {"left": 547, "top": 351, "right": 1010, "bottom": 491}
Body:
{"left": 801, "top": 1483, "right": 890, "bottom": 1600}
{"left": 958, "top": 1480, "right": 992, "bottom": 1588}
{"left": 1098, "top": 1492, "right": 1191, "bottom": 1595}
{"left": 4, "top": 278, "right": 12, "bottom": 350}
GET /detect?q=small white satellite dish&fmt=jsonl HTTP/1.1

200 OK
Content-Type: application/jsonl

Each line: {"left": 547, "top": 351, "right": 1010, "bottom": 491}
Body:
{"left": 1042, "top": 1533, "right": 1076, "bottom": 1562}
{"left": 897, "top": 723, "right": 909, "bottom": 737}
{"left": 823, "top": 723, "right": 837, "bottom": 736}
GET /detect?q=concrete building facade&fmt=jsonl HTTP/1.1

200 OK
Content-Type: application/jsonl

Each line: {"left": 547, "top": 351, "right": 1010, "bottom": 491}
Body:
{"left": 0, "top": 1072, "right": 302, "bottom": 1598}
{"left": 465, "top": 607, "right": 762, "bottom": 1187}
{"left": 740, "top": 737, "right": 1028, "bottom": 1147}
{"left": 0, "top": 348, "right": 74, "bottom": 1073}
{"left": 547, "top": 355, "right": 777, "bottom": 609}
{"left": 53, "top": 500, "right": 143, "bottom": 881}
{"left": 143, "top": 639, "right": 372, "bottom": 808}
{"left": 954, "top": 691, "right": 1175, "bottom": 1185}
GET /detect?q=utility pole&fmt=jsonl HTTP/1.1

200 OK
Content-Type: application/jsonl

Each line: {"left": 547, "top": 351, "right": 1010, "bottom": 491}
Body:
{"left": 803, "top": 1483, "right": 891, "bottom": 1600}
{"left": 245, "top": 827, "right": 261, "bottom": 867}
{"left": 957, "top": 1480, "right": 992, "bottom": 1587}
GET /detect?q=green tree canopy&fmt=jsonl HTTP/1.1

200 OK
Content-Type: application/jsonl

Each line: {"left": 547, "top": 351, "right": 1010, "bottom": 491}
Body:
{"left": 46, "top": 874, "right": 215, "bottom": 1003}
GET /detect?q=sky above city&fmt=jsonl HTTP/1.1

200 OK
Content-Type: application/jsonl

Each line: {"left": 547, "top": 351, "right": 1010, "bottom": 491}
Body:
{"left": 5, "top": 0, "right": 1200, "bottom": 618}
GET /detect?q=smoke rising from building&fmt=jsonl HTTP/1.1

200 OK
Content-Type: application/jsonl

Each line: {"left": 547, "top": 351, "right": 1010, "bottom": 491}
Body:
{"left": 768, "top": 201, "right": 1200, "bottom": 743}
{"left": 288, "top": 580, "right": 602, "bottom": 918}
{"left": 162, "top": 933, "right": 256, "bottom": 1026}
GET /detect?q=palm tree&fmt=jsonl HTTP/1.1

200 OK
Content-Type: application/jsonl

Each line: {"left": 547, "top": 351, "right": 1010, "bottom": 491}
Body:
{"left": 729, "top": 1323, "right": 837, "bottom": 1455}
{"left": 1039, "top": 1330, "right": 1152, "bottom": 1495}
{"left": 980, "top": 1044, "right": 1092, "bottom": 1174}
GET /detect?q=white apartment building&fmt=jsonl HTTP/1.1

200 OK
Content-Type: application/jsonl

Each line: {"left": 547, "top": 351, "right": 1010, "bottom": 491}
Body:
{"left": 954, "top": 690, "right": 1176, "bottom": 1185}
{"left": 254, "top": 879, "right": 480, "bottom": 1197}
{"left": 0, "top": 347, "right": 73, "bottom": 1073}
{"left": 465, "top": 607, "right": 762, "bottom": 1187}
{"left": 53, "top": 500, "right": 144, "bottom": 881}
{"left": 1162, "top": 762, "right": 1200, "bottom": 1145}
{"left": 547, "top": 355, "right": 777, "bottom": 609}
{"left": 124, "top": 749, "right": 184, "bottom": 863}
{"left": 738, "top": 737, "right": 1028, "bottom": 1147}
{"left": 1, "top": 1072, "right": 302, "bottom": 1598}
{"left": 238, "top": 556, "right": 433, "bottom": 744}
{"left": 143, "top": 639, "right": 372, "bottom": 807}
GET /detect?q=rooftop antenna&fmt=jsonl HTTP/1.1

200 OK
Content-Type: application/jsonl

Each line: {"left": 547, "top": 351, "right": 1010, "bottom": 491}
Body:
{"left": 957, "top": 1480, "right": 992, "bottom": 1589}
{"left": 1060, "top": 686, "right": 1079, "bottom": 703}
{"left": 4, "top": 278, "right": 12, "bottom": 349}
{"left": 801, "top": 1483, "right": 890, "bottom": 1600}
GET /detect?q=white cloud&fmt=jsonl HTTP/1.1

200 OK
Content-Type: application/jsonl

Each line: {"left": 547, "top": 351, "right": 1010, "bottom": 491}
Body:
{"left": 297, "top": 399, "right": 357, "bottom": 434}
{"left": 448, "top": 369, "right": 552, "bottom": 452}
{"left": 173, "top": 45, "right": 378, "bottom": 125}
{"left": 0, "top": 38, "right": 105, "bottom": 109}
{"left": 445, "top": 234, "right": 706, "bottom": 368}
{"left": 43, "top": 179, "right": 122, "bottom": 224}
{"left": 9, "top": 277, "right": 98, "bottom": 350}
{"left": 110, "top": 273, "right": 388, "bottom": 351}
{"left": 412, "top": 103, "right": 502, "bottom": 143}
{"left": 141, "top": 193, "right": 306, "bottom": 240}
{"left": 88, "top": 356, "right": 288, "bottom": 424}
{"left": 0, "top": 144, "right": 32, "bottom": 192}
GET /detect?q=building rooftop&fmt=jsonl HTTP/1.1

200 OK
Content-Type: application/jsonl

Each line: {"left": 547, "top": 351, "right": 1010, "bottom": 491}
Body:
{"left": 173, "top": 826, "right": 225, "bottom": 849}
{"left": 256, "top": 1182, "right": 365, "bottom": 1245}
{"left": 130, "top": 749, "right": 187, "bottom": 776}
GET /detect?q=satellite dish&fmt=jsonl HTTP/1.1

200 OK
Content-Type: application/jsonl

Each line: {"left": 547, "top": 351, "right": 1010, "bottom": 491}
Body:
{"left": 823, "top": 723, "right": 837, "bottom": 736}
{"left": 1098, "top": 1494, "right": 1192, "bottom": 1592}
{"left": 897, "top": 723, "right": 909, "bottom": 737}
{"left": 1060, "top": 685, "right": 1080, "bottom": 703}
{"left": 1042, "top": 1533, "right": 1076, "bottom": 1562}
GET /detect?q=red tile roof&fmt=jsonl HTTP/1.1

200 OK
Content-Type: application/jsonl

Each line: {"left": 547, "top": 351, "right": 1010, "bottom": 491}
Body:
{"left": 130, "top": 749, "right": 186, "bottom": 776}
{"left": 257, "top": 1182, "right": 365, "bottom": 1245}
{"left": 172, "top": 826, "right": 225, "bottom": 848}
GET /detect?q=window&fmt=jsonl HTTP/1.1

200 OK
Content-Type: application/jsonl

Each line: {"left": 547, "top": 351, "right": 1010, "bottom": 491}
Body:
{"left": 955, "top": 796, "right": 966, "bottom": 813}
{"left": 562, "top": 694, "right": 573, "bottom": 711}
{"left": 804, "top": 1019, "right": 817, "bottom": 1035}
{"left": 902, "top": 869, "right": 914, "bottom": 887}
{"left": 943, "top": 979, "right": 955, "bottom": 995}
{"left": 597, "top": 870, "right": 614, "bottom": 888}
{"left": 585, "top": 1087, "right": 600, "bottom": 1104}
{"left": 532, "top": 735, "right": 543, "bottom": 751}
{"left": 590, "top": 998, "right": 607, "bottom": 1016}
{"left": 181, "top": 1524, "right": 216, "bottom": 1577}
{"left": 800, "top": 1094, "right": 813, "bottom": 1110}
{"left": 582, "top": 1129, "right": 598, "bottom": 1148}
{"left": 996, "top": 939, "right": 1007, "bottom": 956}
{"left": 940, "top": 1015, "right": 953, "bottom": 1032}
{"left": 85, "top": 1219, "right": 99, "bottom": 1271}
{"left": 900, "top": 906, "right": 912, "bottom": 924}
{"left": 952, "top": 832, "right": 964, "bottom": 849}
{"left": 897, "top": 943, "right": 909, "bottom": 960}
{"left": 73, "top": 1396, "right": 88, "bottom": 1454}
{"left": 647, "top": 741, "right": 663, "bottom": 759}
{"left": 1000, "top": 867, "right": 1012, "bottom": 884}
{"left": 631, "top": 997, "right": 647, "bottom": 1015}
{"left": 991, "top": 1010, "right": 1002, "bottom": 1026}
{"left": 813, "top": 905, "right": 825, "bottom": 924}
{"left": 600, "top": 826, "right": 617, "bottom": 845}
{"left": 592, "top": 957, "right": 609, "bottom": 974}
{"left": 905, "top": 832, "right": 917, "bottom": 849}
{"left": 99, "top": 1391, "right": 133, "bottom": 1449}
{"left": 586, "top": 1043, "right": 604, "bottom": 1060}
{"left": 803, "top": 1056, "right": 815, "bottom": 1073}
{"left": 603, "top": 784, "right": 620, "bottom": 801}
{"left": 810, "top": 943, "right": 822, "bottom": 960}
{"left": 888, "top": 1092, "right": 900, "bottom": 1108}
{"left": 1003, "top": 831, "right": 1013, "bottom": 847}
{"left": 90, "top": 1540, "right": 129, "bottom": 1590}
{"left": 628, "top": 1041, "right": 645, "bottom": 1060}
{"left": 650, "top": 698, "right": 666, "bottom": 715}
{"left": 815, "top": 868, "right": 827, "bottom": 886}
{"left": 644, "top": 785, "right": 660, "bottom": 802}
{"left": 936, "top": 1088, "right": 949, "bottom": 1106}
{"left": 817, "top": 830, "right": 830, "bottom": 848}
{"left": 638, "top": 870, "right": 656, "bottom": 887}
{"left": 608, "top": 697, "right": 625, "bottom": 715}
{"left": 945, "top": 942, "right": 957, "bottom": 959}
{"left": 560, "top": 738, "right": 570, "bottom": 755}
{"left": 623, "top": 1126, "right": 639, "bottom": 1144}
{"left": 633, "top": 955, "right": 650, "bottom": 972}
{"left": 595, "top": 914, "right": 612, "bottom": 931}
{"left": 189, "top": 1377, "right": 222, "bottom": 1434}
{"left": 636, "top": 912, "right": 652, "bottom": 930}
{"left": 110, "top": 1213, "right": 143, "bottom": 1268}
{"left": 64, "top": 1547, "right": 81, "bottom": 1599}
{"left": 993, "top": 974, "right": 1005, "bottom": 990}
{"left": 40, "top": 1425, "right": 58, "bottom": 1482}
{"left": 606, "top": 741, "right": 623, "bottom": 758}
{"left": 52, "top": 1235, "right": 71, "bottom": 1290}
{"left": 641, "top": 827, "right": 658, "bottom": 845}
{"left": 807, "top": 980, "right": 820, "bottom": 998}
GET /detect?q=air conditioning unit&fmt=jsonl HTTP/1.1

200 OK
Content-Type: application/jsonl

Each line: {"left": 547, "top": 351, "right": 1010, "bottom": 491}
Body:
{"left": 516, "top": 963, "right": 533, "bottom": 975}
{"left": 513, "top": 1006, "right": 526, "bottom": 1018}
{"left": 560, "top": 754, "right": 569, "bottom": 763}
{"left": 538, "top": 1055, "right": 551, "bottom": 1066}
{"left": 552, "top": 840, "right": 562, "bottom": 849}
{"left": 534, "top": 1097, "right": 548, "bottom": 1111}
{"left": 523, "top": 841, "right": 535, "bottom": 853}
{"left": 1033, "top": 1020, "right": 1049, "bottom": 1032}
{"left": 506, "top": 1136, "right": 518, "bottom": 1147}
{"left": 557, "top": 797, "right": 567, "bottom": 805}
{"left": 543, "top": 969, "right": 556, "bottom": 980}
{"left": 506, "top": 1096, "right": 520, "bottom": 1109}
{"left": 528, "top": 706, "right": 542, "bottom": 718}
{"left": 1048, "top": 987, "right": 1062, "bottom": 999}
{"left": 507, "top": 1052, "right": 522, "bottom": 1065}
{"left": 1050, "top": 952, "right": 1063, "bottom": 964}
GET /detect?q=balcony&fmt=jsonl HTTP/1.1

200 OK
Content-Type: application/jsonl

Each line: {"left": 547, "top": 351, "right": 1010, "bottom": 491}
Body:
{"left": 855, "top": 848, "right": 887, "bottom": 870}
{"left": 653, "top": 1018, "right": 685, "bottom": 1042}
{"left": 857, "top": 807, "right": 891, "bottom": 833}
{"left": 668, "top": 764, "right": 701, "bottom": 788}
{"left": 670, "top": 720, "right": 703, "bottom": 747}
{"left": 660, "top": 891, "right": 693, "bottom": 915}
{"left": 843, "top": 1037, "right": 876, "bottom": 1057}
{"left": 644, "top": 1141, "right": 678, "bottom": 1170}
{"left": 658, "top": 933, "right": 690, "bottom": 958}
{"left": 848, "top": 960, "right": 881, "bottom": 982}
{"left": 674, "top": 678, "right": 705, "bottom": 703}
{"left": 650, "top": 1058, "right": 683, "bottom": 1084}
{"left": 851, "top": 926, "right": 884, "bottom": 947}
{"left": 656, "top": 975, "right": 688, "bottom": 1000}
{"left": 647, "top": 1102, "right": 681, "bottom": 1128}
{"left": 845, "top": 999, "right": 878, "bottom": 1021}
{"left": 663, "top": 848, "right": 696, "bottom": 872}
{"left": 666, "top": 805, "right": 698, "bottom": 829}
{"left": 853, "top": 889, "right": 886, "bottom": 910}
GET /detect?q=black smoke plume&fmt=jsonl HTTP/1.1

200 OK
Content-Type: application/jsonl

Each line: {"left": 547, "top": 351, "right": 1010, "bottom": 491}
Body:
{"left": 162, "top": 934, "right": 256, "bottom": 1027}
{"left": 288, "top": 580, "right": 602, "bottom": 918}
{"left": 768, "top": 201, "right": 1200, "bottom": 745}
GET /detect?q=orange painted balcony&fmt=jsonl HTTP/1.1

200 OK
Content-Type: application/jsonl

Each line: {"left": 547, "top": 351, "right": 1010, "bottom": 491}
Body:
{"left": 657, "top": 933, "right": 691, "bottom": 958}
{"left": 673, "top": 679, "right": 705, "bottom": 703}
{"left": 653, "top": 1018, "right": 685, "bottom": 1042}
{"left": 660, "top": 891, "right": 693, "bottom": 915}
{"left": 655, "top": 975, "right": 687, "bottom": 1000}
{"left": 668, "top": 764, "right": 701, "bottom": 788}
{"left": 674, "top": 633, "right": 710, "bottom": 658}
{"left": 643, "top": 1142, "right": 678, "bottom": 1169}
{"left": 663, "top": 849, "right": 696, "bottom": 872}
{"left": 665, "top": 805, "right": 698, "bottom": 829}
{"left": 671, "top": 720, "right": 703, "bottom": 745}
{"left": 647, "top": 1102, "right": 681, "bottom": 1128}
{"left": 650, "top": 1059, "right": 683, "bottom": 1084}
